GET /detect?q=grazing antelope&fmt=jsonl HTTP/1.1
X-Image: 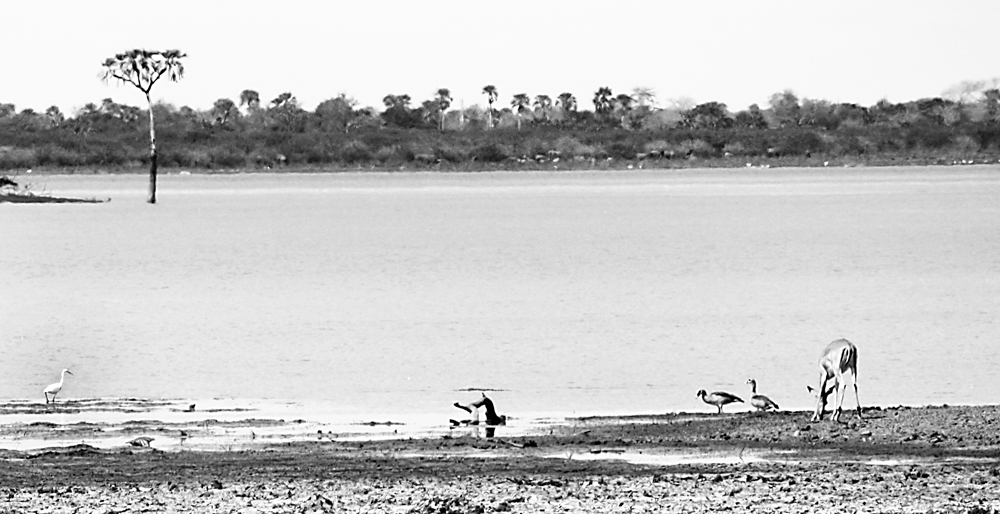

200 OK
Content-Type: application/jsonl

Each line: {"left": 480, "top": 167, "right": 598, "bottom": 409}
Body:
{"left": 811, "top": 339, "right": 862, "bottom": 422}
{"left": 696, "top": 389, "right": 743, "bottom": 414}
{"left": 746, "top": 378, "right": 780, "bottom": 412}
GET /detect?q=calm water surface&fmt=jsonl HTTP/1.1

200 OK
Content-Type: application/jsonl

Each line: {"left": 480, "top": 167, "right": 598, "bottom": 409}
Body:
{"left": 3, "top": 167, "right": 999, "bottom": 427}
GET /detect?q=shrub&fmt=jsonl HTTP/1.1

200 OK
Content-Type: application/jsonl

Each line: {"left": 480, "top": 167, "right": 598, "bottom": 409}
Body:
{"left": 161, "top": 148, "right": 211, "bottom": 167}
{"left": 435, "top": 144, "right": 468, "bottom": 163}
{"left": 341, "top": 141, "right": 373, "bottom": 164}
{"left": 0, "top": 147, "right": 36, "bottom": 170}
{"left": 208, "top": 147, "right": 247, "bottom": 168}
{"left": 607, "top": 140, "right": 639, "bottom": 160}
{"left": 472, "top": 143, "right": 509, "bottom": 163}
{"left": 373, "top": 145, "right": 400, "bottom": 164}
{"left": 678, "top": 139, "right": 715, "bottom": 158}
{"left": 35, "top": 145, "right": 85, "bottom": 167}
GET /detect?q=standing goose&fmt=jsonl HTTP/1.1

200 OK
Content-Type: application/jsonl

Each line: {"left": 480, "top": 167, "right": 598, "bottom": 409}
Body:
{"left": 746, "top": 378, "right": 780, "bottom": 412}
{"left": 696, "top": 389, "right": 743, "bottom": 414}
{"left": 43, "top": 369, "right": 73, "bottom": 404}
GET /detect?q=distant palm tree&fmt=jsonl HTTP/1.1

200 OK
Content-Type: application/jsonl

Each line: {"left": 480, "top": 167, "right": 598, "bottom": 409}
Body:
{"left": 557, "top": 92, "right": 577, "bottom": 112}
{"left": 101, "top": 49, "right": 186, "bottom": 204}
{"left": 511, "top": 93, "right": 530, "bottom": 130}
{"left": 435, "top": 88, "right": 452, "bottom": 130}
{"left": 533, "top": 94, "right": 552, "bottom": 124}
{"left": 593, "top": 87, "right": 613, "bottom": 114}
{"left": 482, "top": 85, "right": 498, "bottom": 129}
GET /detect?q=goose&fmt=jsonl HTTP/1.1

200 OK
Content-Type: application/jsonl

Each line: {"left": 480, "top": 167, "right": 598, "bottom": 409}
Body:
{"left": 746, "top": 378, "right": 780, "bottom": 412}
{"left": 696, "top": 389, "right": 743, "bottom": 414}
{"left": 43, "top": 369, "right": 73, "bottom": 404}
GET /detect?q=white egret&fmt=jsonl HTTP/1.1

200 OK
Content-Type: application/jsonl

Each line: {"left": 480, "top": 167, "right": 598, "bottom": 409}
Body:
{"left": 43, "top": 369, "right": 73, "bottom": 404}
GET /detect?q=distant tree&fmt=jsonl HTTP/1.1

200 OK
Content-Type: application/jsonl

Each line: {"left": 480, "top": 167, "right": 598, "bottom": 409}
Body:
{"left": 632, "top": 87, "right": 657, "bottom": 108}
{"left": 44, "top": 105, "right": 64, "bottom": 127}
{"left": 239, "top": 89, "right": 260, "bottom": 111}
{"left": 0, "top": 103, "right": 16, "bottom": 118}
{"left": 482, "top": 85, "right": 498, "bottom": 129}
{"left": 733, "top": 103, "right": 769, "bottom": 129}
{"left": 381, "top": 94, "right": 422, "bottom": 128}
{"left": 832, "top": 103, "right": 871, "bottom": 128}
{"left": 800, "top": 98, "right": 838, "bottom": 130}
{"left": 315, "top": 94, "right": 360, "bottom": 133}
{"left": 533, "top": 94, "right": 552, "bottom": 123}
{"left": 435, "top": 88, "right": 452, "bottom": 130}
{"left": 870, "top": 98, "right": 906, "bottom": 126}
{"left": 915, "top": 97, "right": 951, "bottom": 125}
{"left": 211, "top": 98, "right": 238, "bottom": 126}
{"left": 268, "top": 92, "right": 305, "bottom": 131}
{"left": 557, "top": 92, "right": 577, "bottom": 112}
{"left": 593, "top": 87, "right": 613, "bottom": 114}
{"left": 101, "top": 49, "right": 186, "bottom": 204}
{"left": 511, "top": 93, "right": 530, "bottom": 130}
{"left": 614, "top": 94, "right": 634, "bottom": 112}
{"left": 984, "top": 89, "right": 1000, "bottom": 122}
{"left": 768, "top": 89, "right": 800, "bottom": 128}
{"left": 683, "top": 102, "right": 733, "bottom": 129}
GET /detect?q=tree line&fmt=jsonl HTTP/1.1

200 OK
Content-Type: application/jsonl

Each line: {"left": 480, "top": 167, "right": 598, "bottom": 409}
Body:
{"left": 4, "top": 80, "right": 1000, "bottom": 174}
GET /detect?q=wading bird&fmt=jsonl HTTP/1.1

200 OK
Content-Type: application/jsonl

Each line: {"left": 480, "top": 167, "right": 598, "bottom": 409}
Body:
{"left": 746, "top": 378, "right": 780, "bottom": 412}
{"left": 43, "top": 369, "right": 73, "bottom": 404}
{"left": 811, "top": 338, "right": 863, "bottom": 422}
{"left": 696, "top": 389, "right": 743, "bottom": 414}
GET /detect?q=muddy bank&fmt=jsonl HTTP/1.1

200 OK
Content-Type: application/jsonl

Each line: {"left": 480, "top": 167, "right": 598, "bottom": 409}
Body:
{"left": 2, "top": 404, "right": 1000, "bottom": 512}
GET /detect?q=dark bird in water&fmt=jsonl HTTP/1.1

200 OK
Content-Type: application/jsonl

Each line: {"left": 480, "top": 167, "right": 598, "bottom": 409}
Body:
{"left": 697, "top": 389, "right": 744, "bottom": 413}
{"left": 746, "top": 378, "right": 780, "bottom": 412}
{"left": 127, "top": 436, "right": 155, "bottom": 447}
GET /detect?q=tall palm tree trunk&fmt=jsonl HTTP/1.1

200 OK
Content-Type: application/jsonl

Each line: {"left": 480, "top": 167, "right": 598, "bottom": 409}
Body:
{"left": 145, "top": 93, "right": 157, "bottom": 204}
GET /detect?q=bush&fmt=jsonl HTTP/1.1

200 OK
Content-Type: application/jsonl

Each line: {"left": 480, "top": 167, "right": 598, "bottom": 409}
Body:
{"left": 607, "top": 140, "right": 639, "bottom": 160}
{"left": 208, "top": 147, "right": 247, "bottom": 168}
{"left": 0, "top": 147, "right": 36, "bottom": 170}
{"left": 472, "top": 143, "right": 509, "bottom": 163}
{"left": 341, "top": 141, "right": 373, "bottom": 164}
{"left": 678, "top": 139, "right": 715, "bottom": 158}
{"left": 35, "top": 145, "right": 86, "bottom": 167}
{"left": 777, "top": 130, "right": 825, "bottom": 155}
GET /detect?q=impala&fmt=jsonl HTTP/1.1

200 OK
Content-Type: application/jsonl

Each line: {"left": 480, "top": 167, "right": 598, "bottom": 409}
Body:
{"left": 812, "top": 339, "right": 862, "bottom": 422}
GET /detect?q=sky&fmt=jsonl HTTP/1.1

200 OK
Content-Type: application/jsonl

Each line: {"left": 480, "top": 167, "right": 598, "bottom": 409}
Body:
{"left": 3, "top": 0, "right": 1000, "bottom": 117}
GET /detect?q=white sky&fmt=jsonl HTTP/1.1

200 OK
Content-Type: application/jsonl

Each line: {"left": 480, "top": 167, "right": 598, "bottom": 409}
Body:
{"left": 3, "top": 0, "right": 999, "bottom": 116}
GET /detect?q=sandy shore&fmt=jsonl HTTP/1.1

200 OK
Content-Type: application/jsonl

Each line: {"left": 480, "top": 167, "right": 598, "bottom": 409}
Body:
{"left": 2, "top": 404, "right": 1000, "bottom": 512}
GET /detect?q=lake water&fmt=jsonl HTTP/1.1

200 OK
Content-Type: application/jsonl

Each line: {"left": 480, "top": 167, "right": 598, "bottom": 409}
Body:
{"left": 2, "top": 166, "right": 999, "bottom": 436}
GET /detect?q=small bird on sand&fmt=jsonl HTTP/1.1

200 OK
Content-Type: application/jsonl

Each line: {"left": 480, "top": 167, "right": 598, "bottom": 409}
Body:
{"left": 697, "top": 389, "right": 744, "bottom": 414}
{"left": 43, "top": 369, "right": 73, "bottom": 404}
{"left": 746, "top": 378, "right": 780, "bottom": 412}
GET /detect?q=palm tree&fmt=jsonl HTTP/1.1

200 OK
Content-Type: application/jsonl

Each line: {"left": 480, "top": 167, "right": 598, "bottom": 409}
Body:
{"left": 101, "top": 49, "right": 186, "bottom": 204}
{"left": 593, "top": 87, "right": 613, "bottom": 114}
{"left": 435, "top": 88, "right": 452, "bottom": 130}
{"left": 557, "top": 92, "right": 577, "bottom": 112}
{"left": 482, "top": 85, "right": 498, "bottom": 129}
{"left": 511, "top": 93, "right": 530, "bottom": 130}
{"left": 533, "top": 94, "right": 552, "bottom": 124}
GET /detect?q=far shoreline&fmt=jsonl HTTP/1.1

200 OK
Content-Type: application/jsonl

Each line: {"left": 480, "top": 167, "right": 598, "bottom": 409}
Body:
{"left": 5, "top": 153, "right": 1000, "bottom": 178}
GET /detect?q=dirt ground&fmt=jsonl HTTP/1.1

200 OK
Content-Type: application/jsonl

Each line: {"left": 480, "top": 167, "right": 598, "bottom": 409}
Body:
{"left": 2, "top": 404, "right": 999, "bottom": 513}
